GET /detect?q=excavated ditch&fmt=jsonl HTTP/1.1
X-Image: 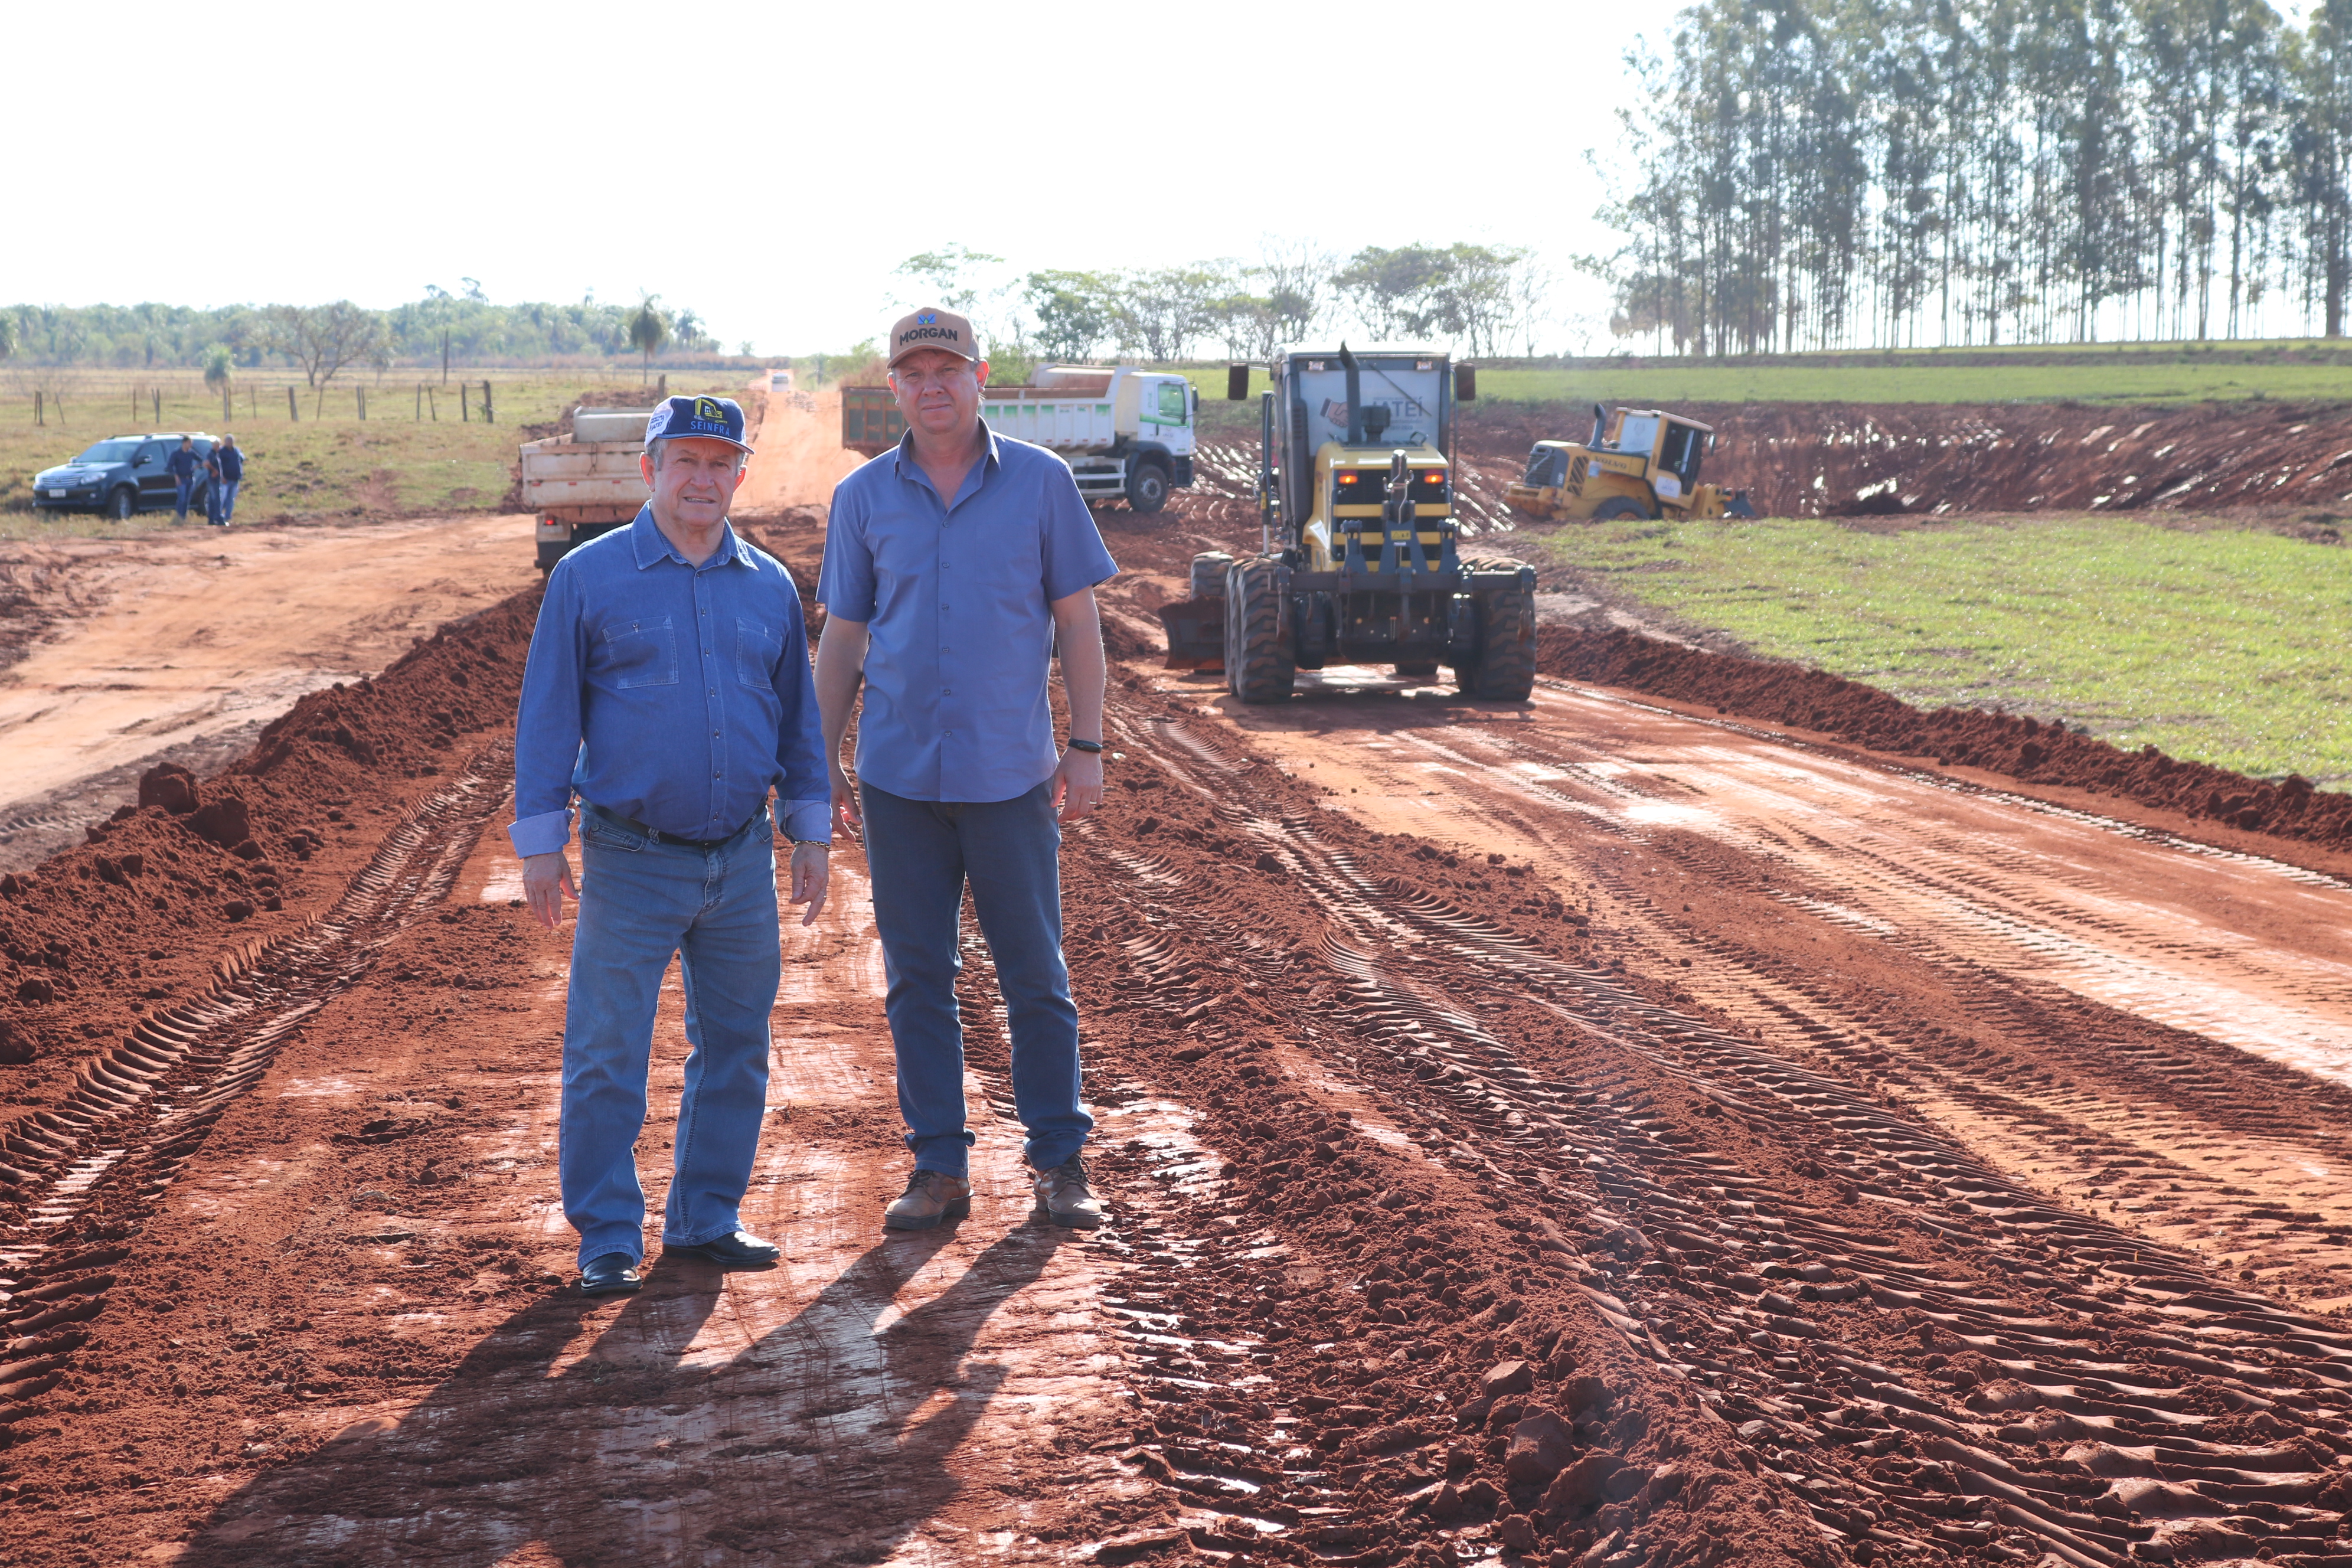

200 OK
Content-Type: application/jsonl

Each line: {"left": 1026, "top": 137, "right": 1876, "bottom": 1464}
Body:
{"left": 1453, "top": 400, "right": 2352, "bottom": 520}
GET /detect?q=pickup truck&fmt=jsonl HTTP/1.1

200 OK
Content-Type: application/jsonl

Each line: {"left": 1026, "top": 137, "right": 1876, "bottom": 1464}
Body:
{"left": 841, "top": 365, "right": 1197, "bottom": 513}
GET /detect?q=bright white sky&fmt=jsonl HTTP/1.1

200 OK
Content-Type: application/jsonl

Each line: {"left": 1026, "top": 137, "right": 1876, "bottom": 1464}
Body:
{"left": 11, "top": 0, "right": 1659, "bottom": 358}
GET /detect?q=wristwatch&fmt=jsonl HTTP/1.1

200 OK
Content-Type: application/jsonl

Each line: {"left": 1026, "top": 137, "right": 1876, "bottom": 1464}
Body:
{"left": 1066, "top": 738, "right": 1104, "bottom": 754}
{"left": 789, "top": 838, "right": 830, "bottom": 847}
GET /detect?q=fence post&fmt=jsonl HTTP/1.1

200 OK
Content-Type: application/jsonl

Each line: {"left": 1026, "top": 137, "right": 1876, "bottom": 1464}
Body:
{"left": 657, "top": 373, "right": 667, "bottom": 399}
{"left": 34, "top": 390, "right": 42, "bottom": 426}
{"left": 153, "top": 388, "right": 162, "bottom": 424}
{"left": 288, "top": 386, "right": 299, "bottom": 422}
{"left": 482, "top": 380, "right": 494, "bottom": 424}
{"left": 132, "top": 386, "right": 139, "bottom": 421}
{"left": 358, "top": 385, "right": 367, "bottom": 422}
{"left": 428, "top": 386, "right": 437, "bottom": 422}
{"left": 223, "top": 388, "right": 231, "bottom": 422}
{"left": 415, "top": 384, "right": 422, "bottom": 421}
{"left": 461, "top": 383, "right": 470, "bottom": 423}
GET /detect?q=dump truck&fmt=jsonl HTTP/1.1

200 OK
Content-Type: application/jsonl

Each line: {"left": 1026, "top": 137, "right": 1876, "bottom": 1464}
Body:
{"left": 1155, "top": 344, "right": 1536, "bottom": 703}
{"left": 839, "top": 364, "right": 1198, "bottom": 513}
{"left": 1504, "top": 404, "right": 1756, "bottom": 522}
{"left": 520, "top": 407, "right": 655, "bottom": 573}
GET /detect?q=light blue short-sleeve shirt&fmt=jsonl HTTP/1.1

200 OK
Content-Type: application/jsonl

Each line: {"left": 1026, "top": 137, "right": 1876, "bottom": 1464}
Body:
{"left": 818, "top": 423, "right": 1118, "bottom": 803}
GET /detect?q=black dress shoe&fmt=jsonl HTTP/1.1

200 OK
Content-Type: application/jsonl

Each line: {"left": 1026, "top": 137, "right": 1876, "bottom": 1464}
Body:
{"left": 579, "top": 1253, "right": 643, "bottom": 1296}
{"left": 664, "top": 1230, "right": 781, "bottom": 1267}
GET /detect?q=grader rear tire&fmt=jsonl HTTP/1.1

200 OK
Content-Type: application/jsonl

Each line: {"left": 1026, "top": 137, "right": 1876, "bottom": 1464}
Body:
{"left": 1452, "top": 557, "right": 1536, "bottom": 702}
{"left": 1590, "top": 496, "right": 1651, "bottom": 522}
{"left": 1225, "top": 556, "right": 1295, "bottom": 704}
{"left": 1189, "top": 551, "right": 1233, "bottom": 600}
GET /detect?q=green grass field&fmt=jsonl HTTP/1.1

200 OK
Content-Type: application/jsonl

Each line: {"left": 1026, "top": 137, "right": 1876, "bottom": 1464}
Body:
{"left": 1541, "top": 513, "right": 2352, "bottom": 785}
{"left": 0, "top": 370, "right": 729, "bottom": 540}
{"left": 1174, "top": 338, "right": 2352, "bottom": 410}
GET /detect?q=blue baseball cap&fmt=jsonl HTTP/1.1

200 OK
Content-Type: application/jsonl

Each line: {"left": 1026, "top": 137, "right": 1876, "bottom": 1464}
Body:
{"left": 644, "top": 394, "right": 753, "bottom": 454}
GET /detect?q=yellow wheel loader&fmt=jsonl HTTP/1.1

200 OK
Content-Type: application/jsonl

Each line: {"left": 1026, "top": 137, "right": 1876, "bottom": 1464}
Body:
{"left": 1155, "top": 344, "right": 1536, "bottom": 704}
{"left": 1504, "top": 405, "right": 1756, "bottom": 522}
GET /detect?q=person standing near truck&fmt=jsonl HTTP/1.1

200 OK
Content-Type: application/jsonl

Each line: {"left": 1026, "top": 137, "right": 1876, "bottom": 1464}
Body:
{"left": 512, "top": 394, "right": 832, "bottom": 1298}
{"left": 814, "top": 307, "right": 1116, "bottom": 1233}
{"left": 210, "top": 435, "right": 244, "bottom": 527}
{"left": 166, "top": 436, "right": 202, "bottom": 522}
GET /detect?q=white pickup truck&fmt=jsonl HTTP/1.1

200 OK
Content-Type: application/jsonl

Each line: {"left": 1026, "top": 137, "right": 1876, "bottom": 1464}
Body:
{"left": 519, "top": 407, "right": 654, "bottom": 573}
{"left": 841, "top": 365, "right": 1198, "bottom": 513}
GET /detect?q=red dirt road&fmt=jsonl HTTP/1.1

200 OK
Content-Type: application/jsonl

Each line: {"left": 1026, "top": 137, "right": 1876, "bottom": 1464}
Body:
{"left": 2, "top": 478, "right": 2350, "bottom": 1568}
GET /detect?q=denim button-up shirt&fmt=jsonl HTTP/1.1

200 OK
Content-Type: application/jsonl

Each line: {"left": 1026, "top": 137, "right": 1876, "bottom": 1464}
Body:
{"left": 818, "top": 424, "right": 1117, "bottom": 803}
{"left": 508, "top": 508, "right": 829, "bottom": 857}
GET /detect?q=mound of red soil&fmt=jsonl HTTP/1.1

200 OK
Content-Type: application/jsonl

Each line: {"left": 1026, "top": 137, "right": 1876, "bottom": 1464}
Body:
{"left": 0, "top": 593, "right": 537, "bottom": 1112}
{"left": 1539, "top": 624, "right": 2352, "bottom": 852}
{"left": 1462, "top": 399, "right": 2352, "bottom": 520}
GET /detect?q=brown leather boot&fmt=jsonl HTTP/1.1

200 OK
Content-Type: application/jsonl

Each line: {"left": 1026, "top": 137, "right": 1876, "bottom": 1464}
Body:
{"left": 1032, "top": 1154, "right": 1104, "bottom": 1229}
{"left": 883, "top": 1169, "right": 973, "bottom": 1231}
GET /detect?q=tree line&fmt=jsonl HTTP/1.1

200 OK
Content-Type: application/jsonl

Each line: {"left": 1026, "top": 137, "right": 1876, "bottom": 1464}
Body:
{"left": 881, "top": 242, "right": 1555, "bottom": 370}
{"left": 1602, "top": 0, "right": 2352, "bottom": 354}
{"left": 0, "top": 283, "right": 727, "bottom": 384}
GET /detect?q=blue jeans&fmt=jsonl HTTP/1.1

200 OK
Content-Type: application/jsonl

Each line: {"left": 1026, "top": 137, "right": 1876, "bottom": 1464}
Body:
{"left": 174, "top": 478, "right": 194, "bottom": 520}
{"left": 213, "top": 480, "right": 238, "bottom": 524}
{"left": 560, "top": 805, "right": 779, "bottom": 1268}
{"left": 861, "top": 779, "right": 1091, "bottom": 1178}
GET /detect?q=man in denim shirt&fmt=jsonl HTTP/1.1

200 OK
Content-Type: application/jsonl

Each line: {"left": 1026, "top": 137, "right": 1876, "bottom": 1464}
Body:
{"left": 511, "top": 395, "right": 831, "bottom": 1297}
{"left": 816, "top": 307, "right": 1117, "bottom": 1232}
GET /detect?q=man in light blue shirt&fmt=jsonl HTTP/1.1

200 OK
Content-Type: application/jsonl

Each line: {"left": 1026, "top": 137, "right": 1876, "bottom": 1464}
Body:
{"left": 512, "top": 394, "right": 831, "bottom": 1296}
{"left": 816, "top": 306, "right": 1116, "bottom": 1231}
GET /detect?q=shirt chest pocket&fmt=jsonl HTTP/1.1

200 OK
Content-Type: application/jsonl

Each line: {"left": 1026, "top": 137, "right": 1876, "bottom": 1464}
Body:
{"left": 599, "top": 616, "right": 679, "bottom": 689}
{"left": 734, "top": 618, "right": 782, "bottom": 691}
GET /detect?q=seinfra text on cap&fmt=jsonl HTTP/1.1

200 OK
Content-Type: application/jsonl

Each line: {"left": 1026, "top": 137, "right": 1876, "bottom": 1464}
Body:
{"left": 644, "top": 394, "right": 753, "bottom": 453}
{"left": 887, "top": 307, "right": 979, "bottom": 368}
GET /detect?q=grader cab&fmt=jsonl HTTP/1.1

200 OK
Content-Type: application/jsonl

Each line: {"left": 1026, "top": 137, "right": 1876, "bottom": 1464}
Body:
{"left": 1505, "top": 405, "right": 1756, "bottom": 522}
{"left": 1155, "top": 344, "right": 1536, "bottom": 704}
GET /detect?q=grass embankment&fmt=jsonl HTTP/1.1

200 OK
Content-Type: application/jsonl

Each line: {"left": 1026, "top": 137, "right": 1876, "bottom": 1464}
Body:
{"left": 1543, "top": 514, "right": 2352, "bottom": 785}
{"left": 0, "top": 371, "right": 727, "bottom": 538}
{"left": 1177, "top": 338, "right": 2352, "bottom": 409}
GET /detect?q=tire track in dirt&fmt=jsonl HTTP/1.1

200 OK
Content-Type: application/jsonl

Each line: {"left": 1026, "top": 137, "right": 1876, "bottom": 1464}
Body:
{"left": 0, "top": 747, "right": 510, "bottom": 1433}
{"left": 1056, "top": 685, "right": 2352, "bottom": 1567}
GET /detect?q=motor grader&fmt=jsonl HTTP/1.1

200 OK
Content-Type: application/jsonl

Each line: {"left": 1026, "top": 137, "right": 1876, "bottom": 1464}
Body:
{"left": 1155, "top": 344, "right": 1536, "bottom": 704}
{"left": 1505, "top": 404, "right": 1756, "bottom": 522}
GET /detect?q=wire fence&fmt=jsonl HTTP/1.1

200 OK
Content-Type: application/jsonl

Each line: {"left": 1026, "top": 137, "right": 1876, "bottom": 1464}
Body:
{"left": 2, "top": 365, "right": 660, "bottom": 430}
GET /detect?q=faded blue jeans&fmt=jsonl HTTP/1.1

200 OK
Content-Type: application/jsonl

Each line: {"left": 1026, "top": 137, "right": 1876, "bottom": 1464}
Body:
{"left": 861, "top": 779, "right": 1092, "bottom": 1178}
{"left": 560, "top": 804, "right": 779, "bottom": 1268}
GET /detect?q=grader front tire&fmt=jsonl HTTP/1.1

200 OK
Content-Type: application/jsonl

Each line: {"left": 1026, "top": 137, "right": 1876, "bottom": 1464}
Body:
{"left": 1225, "top": 556, "right": 1295, "bottom": 704}
{"left": 1453, "top": 557, "right": 1537, "bottom": 703}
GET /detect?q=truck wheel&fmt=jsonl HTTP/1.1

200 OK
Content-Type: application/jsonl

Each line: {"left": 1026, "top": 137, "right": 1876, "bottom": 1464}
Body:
{"left": 108, "top": 486, "right": 136, "bottom": 521}
{"left": 1189, "top": 551, "right": 1233, "bottom": 599}
{"left": 1125, "top": 462, "right": 1170, "bottom": 514}
{"left": 1590, "top": 496, "right": 1651, "bottom": 522}
{"left": 1225, "top": 556, "right": 1295, "bottom": 704}
{"left": 1452, "top": 558, "right": 1537, "bottom": 702}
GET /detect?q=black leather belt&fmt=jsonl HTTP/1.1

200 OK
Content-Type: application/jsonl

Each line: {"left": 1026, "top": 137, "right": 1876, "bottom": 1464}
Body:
{"left": 583, "top": 801, "right": 766, "bottom": 850}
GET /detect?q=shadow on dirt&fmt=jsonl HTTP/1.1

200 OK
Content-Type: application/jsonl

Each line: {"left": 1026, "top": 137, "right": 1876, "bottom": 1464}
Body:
{"left": 179, "top": 1227, "right": 1064, "bottom": 1565}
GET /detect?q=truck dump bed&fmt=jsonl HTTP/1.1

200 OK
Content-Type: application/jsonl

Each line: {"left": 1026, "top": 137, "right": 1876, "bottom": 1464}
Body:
{"left": 519, "top": 408, "right": 654, "bottom": 519}
{"left": 839, "top": 383, "right": 1126, "bottom": 459}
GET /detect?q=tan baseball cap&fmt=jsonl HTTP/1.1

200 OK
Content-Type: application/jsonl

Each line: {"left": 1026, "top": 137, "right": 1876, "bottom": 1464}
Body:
{"left": 887, "top": 306, "right": 981, "bottom": 368}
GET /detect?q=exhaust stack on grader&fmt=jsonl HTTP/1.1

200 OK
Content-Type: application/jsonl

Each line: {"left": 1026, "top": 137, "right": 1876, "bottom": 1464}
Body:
{"left": 1156, "top": 344, "right": 1537, "bottom": 703}
{"left": 1506, "top": 404, "right": 1756, "bottom": 522}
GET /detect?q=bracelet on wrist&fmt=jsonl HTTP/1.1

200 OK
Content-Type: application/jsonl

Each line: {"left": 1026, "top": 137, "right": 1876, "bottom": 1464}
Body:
{"left": 1066, "top": 738, "right": 1104, "bottom": 754}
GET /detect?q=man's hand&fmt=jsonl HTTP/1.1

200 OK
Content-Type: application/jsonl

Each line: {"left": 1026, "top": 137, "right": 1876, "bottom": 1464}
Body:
{"left": 1051, "top": 746, "right": 1105, "bottom": 824}
{"left": 788, "top": 842, "right": 831, "bottom": 927}
{"left": 830, "top": 763, "right": 863, "bottom": 839}
{"left": 522, "top": 850, "right": 575, "bottom": 930}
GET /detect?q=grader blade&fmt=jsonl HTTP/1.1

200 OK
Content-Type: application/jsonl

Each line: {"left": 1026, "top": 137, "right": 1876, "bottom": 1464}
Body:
{"left": 1157, "top": 598, "right": 1227, "bottom": 670}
